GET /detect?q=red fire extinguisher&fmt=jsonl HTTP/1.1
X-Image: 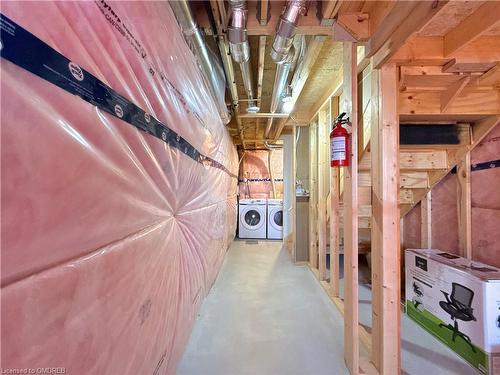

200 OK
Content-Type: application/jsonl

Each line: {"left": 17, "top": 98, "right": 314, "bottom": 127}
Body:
{"left": 330, "top": 112, "right": 350, "bottom": 167}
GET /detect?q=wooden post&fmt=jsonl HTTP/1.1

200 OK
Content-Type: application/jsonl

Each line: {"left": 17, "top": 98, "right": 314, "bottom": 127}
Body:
{"left": 421, "top": 191, "right": 432, "bottom": 248}
{"left": 330, "top": 96, "right": 341, "bottom": 297}
{"left": 318, "top": 108, "right": 328, "bottom": 280}
{"left": 342, "top": 42, "right": 359, "bottom": 374}
{"left": 371, "top": 62, "right": 401, "bottom": 374}
{"left": 457, "top": 151, "right": 472, "bottom": 259}
{"left": 309, "top": 121, "right": 319, "bottom": 269}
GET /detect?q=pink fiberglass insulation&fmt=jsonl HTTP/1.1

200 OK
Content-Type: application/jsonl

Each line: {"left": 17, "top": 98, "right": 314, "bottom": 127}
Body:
{"left": 1, "top": 2, "right": 237, "bottom": 374}
{"left": 403, "top": 124, "right": 500, "bottom": 268}
{"left": 239, "top": 150, "right": 284, "bottom": 199}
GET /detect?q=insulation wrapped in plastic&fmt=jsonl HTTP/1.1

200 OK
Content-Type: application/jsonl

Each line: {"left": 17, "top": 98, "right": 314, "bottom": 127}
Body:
{"left": 239, "top": 150, "right": 284, "bottom": 199}
{"left": 1, "top": 2, "right": 237, "bottom": 374}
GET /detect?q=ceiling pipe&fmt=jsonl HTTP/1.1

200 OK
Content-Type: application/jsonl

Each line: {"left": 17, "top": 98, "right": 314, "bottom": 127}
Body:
{"left": 228, "top": 0, "right": 259, "bottom": 113}
{"left": 264, "top": 52, "right": 294, "bottom": 138}
{"left": 169, "top": 0, "right": 231, "bottom": 124}
{"left": 264, "top": 0, "right": 306, "bottom": 138}
{"left": 271, "top": 0, "right": 307, "bottom": 63}
{"left": 216, "top": 38, "right": 245, "bottom": 146}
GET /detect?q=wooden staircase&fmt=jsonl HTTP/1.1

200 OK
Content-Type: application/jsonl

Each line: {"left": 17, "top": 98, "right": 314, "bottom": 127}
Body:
{"left": 331, "top": 116, "right": 500, "bottom": 231}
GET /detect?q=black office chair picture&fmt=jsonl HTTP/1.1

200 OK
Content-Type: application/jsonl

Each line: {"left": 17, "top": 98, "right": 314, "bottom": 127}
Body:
{"left": 412, "top": 282, "right": 424, "bottom": 311}
{"left": 439, "top": 282, "right": 477, "bottom": 353}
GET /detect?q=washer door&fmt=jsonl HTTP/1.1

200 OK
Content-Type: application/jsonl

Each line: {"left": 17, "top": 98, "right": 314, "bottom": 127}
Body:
{"left": 240, "top": 206, "right": 264, "bottom": 230}
{"left": 269, "top": 206, "right": 283, "bottom": 230}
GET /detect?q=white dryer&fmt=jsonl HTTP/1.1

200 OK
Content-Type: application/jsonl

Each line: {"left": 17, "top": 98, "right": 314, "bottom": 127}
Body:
{"left": 238, "top": 199, "right": 267, "bottom": 239}
{"left": 267, "top": 199, "right": 283, "bottom": 240}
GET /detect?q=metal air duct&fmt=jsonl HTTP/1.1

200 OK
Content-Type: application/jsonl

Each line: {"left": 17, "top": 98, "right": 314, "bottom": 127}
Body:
{"left": 228, "top": 0, "right": 259, "bottom": 113}
{"left": 169, "top": 0, "right": 231, "bottom": 124}
{"left": 271, "top": 0, "right": 306, "bottom": 63}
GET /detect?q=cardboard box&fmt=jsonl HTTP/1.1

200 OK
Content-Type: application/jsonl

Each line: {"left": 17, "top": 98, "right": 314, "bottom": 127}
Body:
{"left": 405, "top": 249, "right": 500, "bottom": 375}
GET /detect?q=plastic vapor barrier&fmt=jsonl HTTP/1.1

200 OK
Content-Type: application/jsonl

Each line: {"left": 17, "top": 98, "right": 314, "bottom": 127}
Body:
{"left": 239, "top": 150, "right": 284, "bottom": 199}
{"left": 1, "top": 2, "right": 237, "bottom": 374}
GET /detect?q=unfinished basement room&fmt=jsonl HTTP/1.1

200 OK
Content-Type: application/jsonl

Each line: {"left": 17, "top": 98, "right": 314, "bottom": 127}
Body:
{"left": 1, "top": 1, "right": 500, "bottom": 374}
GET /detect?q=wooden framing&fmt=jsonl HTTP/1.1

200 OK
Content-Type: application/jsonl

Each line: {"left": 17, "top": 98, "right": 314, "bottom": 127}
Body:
{"left": 309, "top": 121, "right": 319, "bottom": 270}
{"left": 317, "top": 107, "right": 328, "bottom": 280}
{"left": 457, "top": 151, "right": 472, "bottom": 259}
{"left": 440, "top": 75, "right": 471, "bottom": 113}
{"left": 257, "top": 36, "right": 266, "bottom": 103}
{"left": 420, "top": 191, "right": 432, "bottom": 248}
{"left": 219, "top": 2, "right": 500, "bottom": 374}
{"left": 260, "top": 0, "right": 269, "bottom": 26}
{"left": 390, "top": 36, "right": 500, "bottom": 66}
{"left": 342, "top": 42, "right": 359, "bottom": 374}
{"left": 443, "top": 1, "right": 500, "bottom": 57}
{"left": 370, "top": 63, "right": 400, "bottom": 374}
{"left": 370, "top": 1, "right": 450, "bottom": 68}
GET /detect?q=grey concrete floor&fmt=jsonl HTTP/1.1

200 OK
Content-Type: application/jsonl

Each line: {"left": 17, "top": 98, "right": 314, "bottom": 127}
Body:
{"left": 178, "top": 240, "right": 350, "bottom": 375}
{"left": 178, "top": 241, "right": 477, "bottom": 375}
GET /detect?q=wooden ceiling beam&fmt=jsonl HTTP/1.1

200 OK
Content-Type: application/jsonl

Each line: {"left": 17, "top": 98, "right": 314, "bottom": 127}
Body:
{"left": 443, "top": 1, "right": 500, "bottom": 57}
{"left": 257, "top": 36, "right": 266, "bottom": 101}
{"left": 371, "top": 0, "right": 450, "bottom": 69}
{"left": 260, "top": 0, "right": 269, "bottom": 26}
{"left": 365, "top": 1, "right": 416, "bottom": 57}
{"left": 321, "top": 0, "right": 343, "bottom": 20}
{"left": 336, "top": 12, "right": 369, "bottom": 41}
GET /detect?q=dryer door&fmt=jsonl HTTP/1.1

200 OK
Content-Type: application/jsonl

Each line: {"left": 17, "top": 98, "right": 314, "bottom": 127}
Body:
{"left": 240, "top": 206, "right": 265, "bottom": 231}
{"left": 269, "top": 206, "right": 283, "bottom": 230}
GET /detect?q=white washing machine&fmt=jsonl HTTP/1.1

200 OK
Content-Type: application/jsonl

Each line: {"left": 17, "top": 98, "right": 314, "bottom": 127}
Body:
{"left": 238, "top": 199, "right": 267, "bottom": 239}
{"left": 267, "top": 199, "right": 283, "bottom": 240}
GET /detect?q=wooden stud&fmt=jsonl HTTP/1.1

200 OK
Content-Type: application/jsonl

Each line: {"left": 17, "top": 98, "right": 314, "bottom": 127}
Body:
{"left": 371, "top": 62, "right": 400, "bottom": 374}
{"left": 457, "top": 152, "right": 472, "bottom": 259}
{"left": 330, "top": 96, "right": 341, "bottom": 297}
{"left": 440, "top": 75, "right": 471, "bottom": 113}
{"left": 260, "top": 0, "right": 269, "bottom": 26}
{"left": 444, "top": 1, "right": 500, "bottom": 57}
{"left": 342, "top": 41, "right": 359, "bottom": 375}
{"left": 421, "top": 191, "right": 432, "bottom": 248}
{"left": 318, "top": 107, "right": 328, "bottom": 280}
{"left": 309, "top": 121, "right": 319, "bottom": 270}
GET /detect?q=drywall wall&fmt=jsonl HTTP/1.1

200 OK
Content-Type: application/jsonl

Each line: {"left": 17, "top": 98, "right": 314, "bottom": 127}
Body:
{"left": 239, "top": 149, "right": 284, "bottom": 199}
{"left": 0, "top": 2, "right": 237, "bottom": 374}
{"left": 403, "top": 124, "right": 500, "bottom": 267}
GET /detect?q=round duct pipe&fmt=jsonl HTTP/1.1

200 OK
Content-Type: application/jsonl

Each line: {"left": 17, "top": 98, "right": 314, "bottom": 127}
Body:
{"left": 271, "top": 0, "right": 306, "bottom": 63}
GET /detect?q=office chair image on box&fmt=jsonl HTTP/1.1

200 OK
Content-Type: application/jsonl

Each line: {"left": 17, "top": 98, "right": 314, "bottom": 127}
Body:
{"left": 439, "top": 282, "right": 477, "bottom": 353}
{"left": 412, "top": 282, "right": 424, "bottom": 311}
